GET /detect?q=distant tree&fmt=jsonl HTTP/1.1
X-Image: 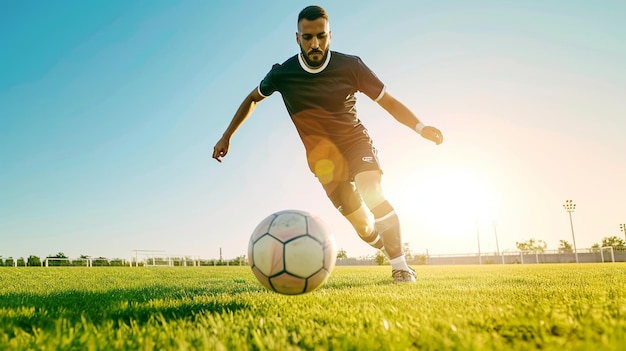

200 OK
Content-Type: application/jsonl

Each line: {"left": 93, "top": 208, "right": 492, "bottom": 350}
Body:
{"left": 47, "top": 252, "right": 69, "bottom": 266}
{"left": 593, "top": 236, "right": 626, "bottom": 252}
{"left": 558, "top": 240, "right": 573, "bottom": 253}
{"left": 4, "top": 257, "right": 14, "bottom": 267}
{"left": 69, "top": 254, "right": 90, "bottom": 266}
{"left": 16, "top": 258, "right": 26, "bottom": 266}
{"left": 230, "top": 255, "right": 247, "bottom": 266}
{"left": 92, "top": 257, "right": 110, "bottom": 267}
{"left": 336, "top": 248, "right": 348, "bottom": 260}
{"left": 27, "top": 255, "right": 41, "bottom": 267}
{"left": 110, "top": 259, "right": 125, "bottom": 267}
{"left": 375, "top": 251, "right": 388, "bottom": 266}
{"left": 516, "top": 238, "right": 547, "bottom": 253}
{"left": 73, "top": 260, "right": 87, "bottom": 267}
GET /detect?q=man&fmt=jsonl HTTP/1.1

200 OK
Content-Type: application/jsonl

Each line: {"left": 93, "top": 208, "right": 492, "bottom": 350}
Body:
{"left": 213, "top": 5, "right": 443, "bottom": 283}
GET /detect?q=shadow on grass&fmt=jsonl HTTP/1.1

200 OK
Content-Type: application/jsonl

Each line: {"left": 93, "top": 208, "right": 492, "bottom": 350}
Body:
{"left": 0, "top": 284, "right": 255, "bottom": 332}
{"left": 322, "top": 278, "right": 395, "bottom": 289}
{"left": 0, "top": 267, "right": 396, "bottom": 333}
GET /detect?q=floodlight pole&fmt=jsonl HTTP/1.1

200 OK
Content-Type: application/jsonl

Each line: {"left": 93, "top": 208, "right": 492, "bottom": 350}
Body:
{"left": 493, "top": 220, "right": 504, "bottom": 264}
{"left": 476, "top": 220, "right": 482, "bottom": 264}
{"left": 620, "top": 224, "right": 626, "bottom": 242}
{"left": 563, "top": 200, "right": 579, "bottom": 263}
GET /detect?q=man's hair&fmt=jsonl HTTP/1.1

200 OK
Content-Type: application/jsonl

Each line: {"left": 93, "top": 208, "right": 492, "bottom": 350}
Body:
{"left": 297, "top": 5, "right": 328, "bottom": 24}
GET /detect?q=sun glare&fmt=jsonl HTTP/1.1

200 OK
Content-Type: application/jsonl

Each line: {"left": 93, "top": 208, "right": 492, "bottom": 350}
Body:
{"left": 393, "top": 163, "right": 499, "bottom": 236}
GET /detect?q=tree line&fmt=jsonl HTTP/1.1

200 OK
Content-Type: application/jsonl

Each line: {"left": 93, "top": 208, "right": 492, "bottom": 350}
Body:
{"left": 0, "top": 252, "right": 249, "bottom": 267}
{"left": 516, "top": 236, "right": 626, "bottom": 253}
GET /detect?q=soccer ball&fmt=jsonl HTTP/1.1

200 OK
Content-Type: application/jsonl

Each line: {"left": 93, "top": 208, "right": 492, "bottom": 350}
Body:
{"left": 248, "top": 209, "right": 337, "bottom": 295}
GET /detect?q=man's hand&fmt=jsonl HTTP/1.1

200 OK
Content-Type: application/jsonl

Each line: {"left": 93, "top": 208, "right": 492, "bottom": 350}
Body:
{"left": 421, "top": 126, "right": 443, "bottom": 145}
{"left": 212, "top": 88, "right": 265, "bottom": 163}
{"left": 212, "top": 136, "right": 230, "bottom": 163}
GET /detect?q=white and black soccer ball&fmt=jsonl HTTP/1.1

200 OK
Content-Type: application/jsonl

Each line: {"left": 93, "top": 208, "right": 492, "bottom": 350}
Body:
{"left": 248, "top": 209, "right": 337, "bottom": 295}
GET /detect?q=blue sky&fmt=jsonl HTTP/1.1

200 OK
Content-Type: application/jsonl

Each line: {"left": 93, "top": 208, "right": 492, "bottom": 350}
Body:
{"left": 1, "top": 0, "right": 625, "bottom": 261}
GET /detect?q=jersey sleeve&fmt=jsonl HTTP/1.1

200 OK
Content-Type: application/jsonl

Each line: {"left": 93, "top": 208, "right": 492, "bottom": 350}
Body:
{"left": 355, "top": 57, "right": 386, "bottom": 102}
{"left": 258, "top": 64, "right": 280, "bottom": 97}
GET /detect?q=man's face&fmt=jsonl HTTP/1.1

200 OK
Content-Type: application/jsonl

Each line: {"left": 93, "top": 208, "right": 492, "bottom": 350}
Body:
{"left": 296, "top": 17, "right": 331, "bottom": 68}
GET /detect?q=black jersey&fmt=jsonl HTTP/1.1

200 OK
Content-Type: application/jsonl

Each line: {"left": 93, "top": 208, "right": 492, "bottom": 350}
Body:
{"left": 258, "top": 51, "right": 385, "bottom": 152}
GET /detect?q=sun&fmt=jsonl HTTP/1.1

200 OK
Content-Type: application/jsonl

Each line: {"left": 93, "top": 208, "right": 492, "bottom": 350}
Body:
{"left": 389, "top": 162, "right": 499, "bottom": 236}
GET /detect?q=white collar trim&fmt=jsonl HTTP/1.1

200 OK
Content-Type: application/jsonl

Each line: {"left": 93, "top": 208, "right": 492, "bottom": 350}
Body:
{"left": 298, "top": 51, "right": 331, "bottom": 74}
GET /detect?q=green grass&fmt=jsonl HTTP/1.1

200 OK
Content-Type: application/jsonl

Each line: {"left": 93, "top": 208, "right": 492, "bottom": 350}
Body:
{"left": 0, "top": 264, "right": 625, "bottom": 350}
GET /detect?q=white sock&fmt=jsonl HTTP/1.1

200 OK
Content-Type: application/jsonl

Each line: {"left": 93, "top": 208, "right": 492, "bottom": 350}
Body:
{"left": 390, "top": 256, "right": 411, "bottom": 271}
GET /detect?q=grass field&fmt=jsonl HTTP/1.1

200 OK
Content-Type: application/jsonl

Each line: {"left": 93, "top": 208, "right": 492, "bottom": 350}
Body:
{"left": 0, "top": 264, "right": 625, "bottom": 350}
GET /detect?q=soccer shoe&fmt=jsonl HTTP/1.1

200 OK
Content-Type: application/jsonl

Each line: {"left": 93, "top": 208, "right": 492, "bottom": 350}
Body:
{"left": 392, "top": 267, "right": 417, "bottom": 283}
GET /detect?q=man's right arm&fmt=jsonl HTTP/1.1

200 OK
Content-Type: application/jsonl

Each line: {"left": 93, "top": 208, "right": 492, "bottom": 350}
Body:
{"left": 212, "top": 88, "right": 266, "bottom": 163}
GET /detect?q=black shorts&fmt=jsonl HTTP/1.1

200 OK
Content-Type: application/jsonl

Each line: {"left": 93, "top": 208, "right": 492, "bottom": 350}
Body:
{"left": 306, "top": 138, "right": 381, "bottom": 215}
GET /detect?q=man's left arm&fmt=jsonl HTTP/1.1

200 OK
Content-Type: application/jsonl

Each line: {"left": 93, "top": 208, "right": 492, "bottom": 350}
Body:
{"left": 377, "top": 91, "right": 443, "bottom": 145}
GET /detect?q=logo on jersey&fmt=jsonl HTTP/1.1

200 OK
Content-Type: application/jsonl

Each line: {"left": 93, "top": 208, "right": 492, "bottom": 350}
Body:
{"left": 362, "top": 156, "right": 374, "bottom": 163}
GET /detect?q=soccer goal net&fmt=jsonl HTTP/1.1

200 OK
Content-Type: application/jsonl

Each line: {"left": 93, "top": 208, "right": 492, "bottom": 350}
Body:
{"left": 130, "top": 250, "right": 200, "bottom": 267}
{"left": 43, "top": 257, "right": 92, "bottom": 267}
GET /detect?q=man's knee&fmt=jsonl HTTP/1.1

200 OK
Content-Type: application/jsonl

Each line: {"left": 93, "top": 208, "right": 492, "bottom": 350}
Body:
{"left": 354, "top": 170, "right": 385, "bottom": 209}
{"left": 344, "top": 204, "right": 374, "bottom": 238}
{"left": 326, "top": 181, "right": 362, "bottom": 215}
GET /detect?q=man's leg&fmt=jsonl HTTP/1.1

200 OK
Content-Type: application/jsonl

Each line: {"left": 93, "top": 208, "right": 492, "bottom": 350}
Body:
{"left": 325, "top": 182, "right": 384, "bottom": 251}
{"left": 305, "top": 138, "right": 404, "bottom": 275}
{"left": 354, "top": 170, "right": 415, "bottom": 281}
{"left": 343, "top": 203, "right": 385, "bottom": 251}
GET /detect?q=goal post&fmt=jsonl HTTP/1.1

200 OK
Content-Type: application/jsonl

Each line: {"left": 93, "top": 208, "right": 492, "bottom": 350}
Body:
{"left": 130, "top": 250, "right": 200, "bottom": 267}
{"left": 43, "top": 257, "right": 92, "bottom": 267}
{"left": 600, "top": 246, "right": 615, "bottom": 263}
{"left": 130, "top": 250, "right": 169, "bottom": 267}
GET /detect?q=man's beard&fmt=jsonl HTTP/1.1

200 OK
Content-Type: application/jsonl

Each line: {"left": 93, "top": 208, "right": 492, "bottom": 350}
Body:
{"left": 300, "top": 46, "right": 328, "bottom": 68}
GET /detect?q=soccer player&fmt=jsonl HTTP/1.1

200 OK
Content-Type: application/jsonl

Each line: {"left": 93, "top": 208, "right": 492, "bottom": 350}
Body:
{"left": 213, "top": 5, "right": 443, "bottom": 283}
